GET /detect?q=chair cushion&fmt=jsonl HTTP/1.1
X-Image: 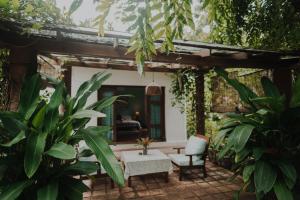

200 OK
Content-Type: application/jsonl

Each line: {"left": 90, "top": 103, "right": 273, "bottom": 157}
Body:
{"left": 185, "top": 135, "right": 207, "bottom": 155}
{"left": 169, "top": 154, "right": 204, "bottom": 166}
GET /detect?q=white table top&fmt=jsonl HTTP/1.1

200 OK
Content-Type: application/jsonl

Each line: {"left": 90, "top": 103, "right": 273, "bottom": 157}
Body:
{"left": 120, "top": 149, "right": 173, "bottom": 179}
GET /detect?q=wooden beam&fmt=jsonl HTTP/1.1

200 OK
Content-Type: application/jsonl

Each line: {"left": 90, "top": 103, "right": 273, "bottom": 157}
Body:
{"left": 63, "top": 60, "right": 175, "bottom": 72}
{"left": 0, "top": 31, "right": 298, "bottom": 69}
{"left": 33, "top": 39, "right": 297, "bottom": 69}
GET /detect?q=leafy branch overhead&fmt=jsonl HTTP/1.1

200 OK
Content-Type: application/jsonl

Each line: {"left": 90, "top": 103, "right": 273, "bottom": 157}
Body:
{"left": 95, "top": 0, "right": 195, "bottom": 74}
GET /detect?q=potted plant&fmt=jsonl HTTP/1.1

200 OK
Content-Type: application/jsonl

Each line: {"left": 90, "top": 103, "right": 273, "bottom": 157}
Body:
{"left": 137, "top": 137, "right": 153, "bottom": 155}
{"left": 0, "top": 72, "right": 125, "bottom": 199}
{"left": 214, "top": 68, "right": 300, "bottom": 200}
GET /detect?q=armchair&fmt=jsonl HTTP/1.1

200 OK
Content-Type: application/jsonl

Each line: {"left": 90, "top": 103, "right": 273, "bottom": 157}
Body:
{"left": 169, "top": 135, "right": 209, "bottom": 181}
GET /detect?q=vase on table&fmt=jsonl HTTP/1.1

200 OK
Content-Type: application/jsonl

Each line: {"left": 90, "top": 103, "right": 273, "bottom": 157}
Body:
{"left": 143, "top": 146, "right": 148, "bottom": 155}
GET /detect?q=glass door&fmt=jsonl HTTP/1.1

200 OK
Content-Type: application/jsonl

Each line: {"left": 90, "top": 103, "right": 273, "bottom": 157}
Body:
{"left": 146, "top": 88, "right": 165, "bottom": 141}
{"left": 98, "top": 90, "right": 115, "bottom": 142}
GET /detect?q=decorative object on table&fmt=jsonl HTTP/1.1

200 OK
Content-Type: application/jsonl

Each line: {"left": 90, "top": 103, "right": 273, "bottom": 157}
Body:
{"left": 137, "top": 137, "right": 153, "bottom": 155}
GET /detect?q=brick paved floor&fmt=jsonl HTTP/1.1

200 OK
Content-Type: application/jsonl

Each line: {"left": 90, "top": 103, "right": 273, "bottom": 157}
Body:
{"left": 83, "top": 161, "right": 243, "bottom": 200}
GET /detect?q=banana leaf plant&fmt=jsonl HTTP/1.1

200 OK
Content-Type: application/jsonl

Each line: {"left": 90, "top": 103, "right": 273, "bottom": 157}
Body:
{"left": 0, "top": 71, "right": 125, "bottom": 200}
{"left": 214, "top": 68, "right": 300, "bottom": 200}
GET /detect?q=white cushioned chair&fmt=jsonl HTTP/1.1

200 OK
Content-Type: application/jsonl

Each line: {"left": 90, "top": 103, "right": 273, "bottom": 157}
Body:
{"left": 169, "top": 134, "right": 209, "bottom": 181}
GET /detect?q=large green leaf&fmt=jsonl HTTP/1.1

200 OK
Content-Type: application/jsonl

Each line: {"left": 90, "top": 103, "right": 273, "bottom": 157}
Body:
{"left": 63, "top": 161, "right": 98, "bottom": 175}
{"left": 68, "top": 0, "right": 83, "bottom": 15}
{"left": 1, "top": 131, "right": 25, "bottom": 147}
{"left": 18, "top": 74, "right": 42, "bottom": 119}
{"left": 62, "top": 177, "right": 89, "bottom": 200}
{"left": 214, "top": 127, "right": 233, "bottom": 148}
{"left": 71, "top": 110, "right": 106, "bottom": 119}
{"left": 82, "top": 128, "right": 125, "bottom": 186}
{"left": 32, "top": 105, "right": 47, "bottom": 129}
{"left": 243, "top": 165, "right": 255, "bottom": 182}
{"left": 273, "top": 180, "right": 293, "bottom": 200}
{"left": 277, "top": 161, "right": 297, "bottom": 189}
{"left": 254, "top": 160, "right": 277, "bottom": 193}
{"left": 73, "top": 72, "right": 111, "bottom": 111}
{"left": 261, "top": 76, "right": 280, "bottom": 98}
{"left": 290, "top": 76, "right": 300, "bottom": 107}
{"left": 234, "top": 124, "right": 255, "bottom": 152}
{"left": 218, "top": 131, "right": 236, "bottom": 159}
{"left": 0, "top": 116, "right": 26, "bottom": 135}
{"left": 0, "top": 180, "right": 33, "bottom": 200}
{"left": 24, "top": 132, "right": 47, "bottom": 178}
{"left": 37, "top": 181, "right": 58, "bottom": 200}
{"left": 45, "top": 142, "right": 76, "bottom": 160}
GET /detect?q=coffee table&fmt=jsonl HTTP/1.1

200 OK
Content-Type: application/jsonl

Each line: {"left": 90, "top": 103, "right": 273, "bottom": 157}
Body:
{"left": 120, "top": 149, "right": 173, "bottom": 187}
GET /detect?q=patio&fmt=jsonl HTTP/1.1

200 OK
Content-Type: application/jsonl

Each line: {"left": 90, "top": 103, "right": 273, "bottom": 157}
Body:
{"left": 83, "top": 146, "right": 243, "bottom": 200}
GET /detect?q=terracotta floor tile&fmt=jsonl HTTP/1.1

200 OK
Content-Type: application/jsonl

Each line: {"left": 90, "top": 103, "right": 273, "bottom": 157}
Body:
{"left": 83, "top": 148, "right": 242, "bottom": 200}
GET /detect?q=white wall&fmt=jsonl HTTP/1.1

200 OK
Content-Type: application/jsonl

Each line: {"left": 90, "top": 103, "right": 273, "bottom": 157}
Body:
{"left": 71, "top": 66, "right": 187, "bottom": 143}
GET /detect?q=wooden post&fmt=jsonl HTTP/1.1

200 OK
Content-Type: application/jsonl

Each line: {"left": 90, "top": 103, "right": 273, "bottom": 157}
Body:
{"left": 195, "top": 70, "right": 205, "bottom": 135}
{"left": 8, "top": 46, "right": 37, "bottom": 111}
{"left": 273, "top": 68, "right": 292, "bottom": 103}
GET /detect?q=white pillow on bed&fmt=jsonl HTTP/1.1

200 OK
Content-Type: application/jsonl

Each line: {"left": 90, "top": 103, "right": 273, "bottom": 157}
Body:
{"left": 185, "top": 135, "right": 207, "bottom": 155}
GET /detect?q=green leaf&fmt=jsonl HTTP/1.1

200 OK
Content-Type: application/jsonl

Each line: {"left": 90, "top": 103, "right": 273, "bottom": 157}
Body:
{"left": 0, "top": 180, "right": 33, "bottom": 200}
{"left": 18, "top": 74, "right": 42, "bottom": 119}
{"left": 74, "top": 72, "right": 111, "bottom": 111}
{"left": 1, "top": 131, "right": 25, "bottom": 147}
{"left": 214, "top": 127, "right": 233, "bottom": 148}
{"left": 62, "top": 177, "right": 89, "bottom": 200}
{"left": 45, "top": 142, "right": 76, "bottom": 160}
{"left": 63, "top": 161, "right": 98, "bottom": 175}
{"left": 254, "top": 160, "right": 277, "bottom": 193}
{"left": 24, "top": 132, "right": 47, "bottom": 178}
{"left": 243, "top": 165, "right": 255, "bottom": 182}
{"left": 37, "top": 181, "right": 58, "bottom": 200}
{"left": 277, "top": 161, "right": 297, "bottom": 189}
{"left": 83, "top": 128, "right": 125, "bottom": 186}
{"left": 274, "top": 180, "right": 293, "bottom": 200}
{"left": 0, "top": 0, "right": 9, "bottom": 8}
{"left": 253, "top": 147, "right": 264, "bottom": 161}
{"left": 0, "top": 116, "right": 26, "bottom": 134}
{"left": 68, "top": 0, "right": 83, "bottom": 15}
{"left": 71, "top": 110, "right": 106, "bottom": 119}
{"left": 235, "top": 147, "right": 251, "bottom": 162}
{"left": 32, "top": 105, "right": 47, "bottom": 129}
{"left": 261, "top": 76, "right": 280, "bottom": 98}
{"left": 78, "top": 149, "right": 94, "bottom": 157}
{"left": 234, "top": 124, "right": 255, "bottom": 152}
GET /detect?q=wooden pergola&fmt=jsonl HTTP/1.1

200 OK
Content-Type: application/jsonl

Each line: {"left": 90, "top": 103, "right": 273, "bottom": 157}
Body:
{"left": 1, "top": 19, "right": 299, "bottom": 134}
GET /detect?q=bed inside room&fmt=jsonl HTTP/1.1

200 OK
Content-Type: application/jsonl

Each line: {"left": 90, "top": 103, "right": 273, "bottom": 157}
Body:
{"left": 99, "top": 85, "right": 160, "bottom": 143}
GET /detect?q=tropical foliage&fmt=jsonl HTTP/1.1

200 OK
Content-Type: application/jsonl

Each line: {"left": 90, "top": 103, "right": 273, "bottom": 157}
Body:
{"left": 95, "top": 0, "right": 195, "bottom": 74}
{"left": 0, "top": 72, "right": 124, "bottom": 199}
{"left": 203, "top": 0, "right": 300, "bottom": 49}
{"left": 215, "top": 68, "right": 300, "bottom": 200}
{"left": 0, "top": 0, "right": 82, "bottom": 27}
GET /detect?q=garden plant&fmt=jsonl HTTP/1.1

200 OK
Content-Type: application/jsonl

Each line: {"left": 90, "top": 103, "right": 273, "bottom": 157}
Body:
{"left": 0, "top": 72, "right": 124, "bottom": 199}
{"left": 215, "top": 68, "right": 300, "bottom": 200}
